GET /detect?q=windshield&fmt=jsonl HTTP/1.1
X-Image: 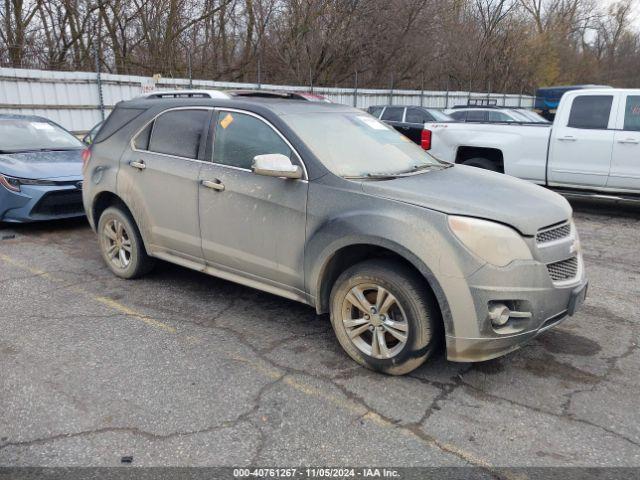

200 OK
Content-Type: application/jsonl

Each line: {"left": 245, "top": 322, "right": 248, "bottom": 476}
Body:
{"left": 428, "top": 109, "right": 453, "bottom": 122}
{"left": 0, "top": 118, "right": 84, "bottom": 153}
{"left": 283, "top": 112, "right": 446, "bottom": 177}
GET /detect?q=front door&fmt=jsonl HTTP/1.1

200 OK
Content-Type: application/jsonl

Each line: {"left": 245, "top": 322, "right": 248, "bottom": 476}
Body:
{"left": 608, "top": 93, "right": 640, "bottom": 192}
{"left": 198, "top": 109, "right": 308, "bottom": 296}
{"left": 547, "top": 94, "right": 616, "bottom": 188}
{"left": 119, "top": 108, "right": 211, "bottom": 262}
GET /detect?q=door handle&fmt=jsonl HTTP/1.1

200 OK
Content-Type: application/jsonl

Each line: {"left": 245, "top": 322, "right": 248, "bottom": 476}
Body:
{"left": 558, "top": 136, "right": 577, "bottom": 142}
{"left": 617, "top": 138, "right": 639, "bottom": 144}
{"left": 130, "top": 160, "right": 146, "bottom": 170}
{"left": 201, "top": 179, "right": 225, "bottom": 191}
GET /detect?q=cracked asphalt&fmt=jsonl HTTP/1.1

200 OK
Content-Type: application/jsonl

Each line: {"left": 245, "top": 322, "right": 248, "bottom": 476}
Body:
{"left": 0, "top": 198, "right": 639, "bottom": 469}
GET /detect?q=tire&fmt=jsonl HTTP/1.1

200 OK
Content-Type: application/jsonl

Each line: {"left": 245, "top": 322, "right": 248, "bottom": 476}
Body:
{"left": 329, "top": 259, "right": 441, "bottom": 375}
{"left": 97, "top": 206, "right": 155, "bottom": 279}
{"left": 461, "top": 157, "right": 499, "bottom": 171}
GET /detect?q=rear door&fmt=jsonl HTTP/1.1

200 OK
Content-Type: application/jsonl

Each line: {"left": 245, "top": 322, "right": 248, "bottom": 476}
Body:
{"left": 119, "top": 107, "right": 211, "bottom": 262}
{"left": 547, "top": 94, "right": 616, "bottom": 188}
{"left": 608, "top": 93, "right": 640, "bottom": 192}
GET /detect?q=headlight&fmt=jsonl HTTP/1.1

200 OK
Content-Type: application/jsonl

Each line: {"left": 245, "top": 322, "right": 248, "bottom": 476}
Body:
{"left": 0, "top": 174, "right": 58, "bottom": 192}
{"left": 0, "top": 174, "right": 21, "bottom": 192}
{"left": 448, "top": 216, "right": 532, "bottom": 267}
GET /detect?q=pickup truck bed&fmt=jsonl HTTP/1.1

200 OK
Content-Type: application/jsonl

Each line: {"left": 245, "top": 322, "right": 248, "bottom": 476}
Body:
{"left": 423, "top": 88, "right": 640, "bottom": 198}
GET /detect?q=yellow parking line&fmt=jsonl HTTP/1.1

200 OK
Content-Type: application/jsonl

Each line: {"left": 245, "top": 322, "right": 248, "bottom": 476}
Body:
{"left": 0, "top": 254, "right": 175, "bottom": 334}
{"left": 94, "top": 296, "right": 176, "bottom": 333}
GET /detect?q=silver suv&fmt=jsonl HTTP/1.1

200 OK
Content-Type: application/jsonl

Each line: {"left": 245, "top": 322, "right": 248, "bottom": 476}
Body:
{"left": 82, "top": 97, "right": 587, "bottom": 375}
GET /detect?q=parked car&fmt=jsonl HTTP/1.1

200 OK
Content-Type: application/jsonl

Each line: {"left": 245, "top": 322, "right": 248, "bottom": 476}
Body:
{"left": 445, "top": 106, "right": 549, "bottom": 124}
{"left": 0, "top": 114, "right": 86, "bottom": 223}
{"left": 368, "top": 105, "right": 452, "bottom": 146}
{"left": 83, "top": 97, "right": 587, "bottom": 375}
{"left": 425, "top": 88, "right": 640, "bottom": 200}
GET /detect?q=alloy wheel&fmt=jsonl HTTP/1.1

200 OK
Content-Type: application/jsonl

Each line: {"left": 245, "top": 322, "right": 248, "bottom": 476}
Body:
{"left": 103, "top": 218, "right": 132, "bottom": 269}
{"left": 340, "top": 283, "right": 409, "bottom": 359}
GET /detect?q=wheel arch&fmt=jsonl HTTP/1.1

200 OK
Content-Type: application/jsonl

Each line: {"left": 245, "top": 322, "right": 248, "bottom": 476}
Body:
{"left": 91, "top": 191, "right": 152, "bottom": 254}
{"left": 312, "top": 238, "right": 453, "bottom": 337}
{"left": 455, "top": 146, "right": 504, "bottom": 172}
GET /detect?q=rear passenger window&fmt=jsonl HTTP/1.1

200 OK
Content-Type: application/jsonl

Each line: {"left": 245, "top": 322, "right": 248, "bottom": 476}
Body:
{"left": 623, "top": 96, "right": 640, "bottom": 131}
{"left": 488, "top": 111, "right": 513, "bottom": 122}
{"left": 381, "top": 107, "right": 404, "bottom": 122}
{"left": 405, "top": 108, "right": 427, "bottom": 124}
{"left": 147, "top": 109, "right": 209, "bottom": 159}
{"left": 568, "top": 96, "right": 613, "bottom": 130}
{"left": 465, "top": 110, "right": 486, "bottom": 122}
{"left": 213, "top": 111, "right": 292, "bottom": 170}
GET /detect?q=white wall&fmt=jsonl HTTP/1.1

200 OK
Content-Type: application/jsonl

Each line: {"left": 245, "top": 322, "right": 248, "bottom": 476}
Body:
{"left": 0, "top": 67, "right": 534, "bottom": 132}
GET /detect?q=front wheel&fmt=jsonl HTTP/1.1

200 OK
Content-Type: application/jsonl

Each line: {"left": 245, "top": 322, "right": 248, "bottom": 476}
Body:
{"left": 329, "top": 259, "right": 441, "bottom": 375}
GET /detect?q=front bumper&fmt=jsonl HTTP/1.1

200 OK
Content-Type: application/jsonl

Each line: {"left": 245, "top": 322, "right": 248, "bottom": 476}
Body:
{"left": 445, "top": 255, "right": 588, "bottom": 363}
{"left": 0, "top": 182, "right": 85, "bottom": 223}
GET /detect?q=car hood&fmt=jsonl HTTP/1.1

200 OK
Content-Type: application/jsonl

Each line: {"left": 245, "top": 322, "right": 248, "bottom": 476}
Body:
{"left": 0, "top": 149, "right": 83, "bottom": 180}
{"left": 361, "top": 164, "right": 571, "bottom": 236}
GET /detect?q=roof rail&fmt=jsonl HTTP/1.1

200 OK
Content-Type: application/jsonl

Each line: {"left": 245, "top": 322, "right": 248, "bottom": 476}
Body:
{"left": 139, "top": 89, "right": 230, "bottom": 100}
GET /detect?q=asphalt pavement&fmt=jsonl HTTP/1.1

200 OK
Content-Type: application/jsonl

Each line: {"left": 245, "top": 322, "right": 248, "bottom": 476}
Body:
{"left": 0, "top": 199, "right": 639, "bottom": 470}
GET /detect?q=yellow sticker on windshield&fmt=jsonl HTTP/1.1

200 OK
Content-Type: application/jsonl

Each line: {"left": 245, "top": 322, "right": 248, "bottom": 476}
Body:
{"left": 220, "top": 113, "right": 234, "bottom": 129}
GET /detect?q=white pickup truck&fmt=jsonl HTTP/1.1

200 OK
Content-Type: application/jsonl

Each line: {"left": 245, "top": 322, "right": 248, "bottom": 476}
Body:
{"left": 426, "top": 88, "right": 640, "bottom": 198}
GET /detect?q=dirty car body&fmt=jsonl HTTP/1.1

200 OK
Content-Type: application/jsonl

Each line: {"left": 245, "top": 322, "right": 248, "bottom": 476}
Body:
{"left": 0, "top": 114, "right": 85, "bottom": 223}
{"left": 83, "top": 97, "right": 587, "bottom": 374}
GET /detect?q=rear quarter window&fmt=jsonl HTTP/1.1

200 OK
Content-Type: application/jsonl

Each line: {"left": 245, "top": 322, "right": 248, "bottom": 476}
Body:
{"left": 93, "top": 107, "right": 145, "bottom": 143}
{"left": 367, "top": 106, "right": 384, "bottom": 118}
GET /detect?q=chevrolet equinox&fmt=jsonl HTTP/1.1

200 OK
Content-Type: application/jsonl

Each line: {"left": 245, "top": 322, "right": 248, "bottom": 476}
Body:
{"left": 82, "top": 96, "right": 588, "bottom": 375}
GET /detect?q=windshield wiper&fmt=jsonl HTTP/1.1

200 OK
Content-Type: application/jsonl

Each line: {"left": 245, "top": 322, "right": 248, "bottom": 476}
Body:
{"left": 343, "top": 162, "right": 453, "bottom": 180}
{"left": 343, "top": 173, "right": 400, "bottom": 180}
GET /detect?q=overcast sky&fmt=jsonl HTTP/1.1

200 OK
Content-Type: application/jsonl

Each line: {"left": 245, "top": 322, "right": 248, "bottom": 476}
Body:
{"left": 601, "top": 0, "right": 640, "bottom": 28}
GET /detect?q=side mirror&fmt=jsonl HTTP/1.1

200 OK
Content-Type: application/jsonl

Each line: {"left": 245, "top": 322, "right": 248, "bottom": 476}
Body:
{"left": 252, "top": 154, "right": 302, "bottom": 179}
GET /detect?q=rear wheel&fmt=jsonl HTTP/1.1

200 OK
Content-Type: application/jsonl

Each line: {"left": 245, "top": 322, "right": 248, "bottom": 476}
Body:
{"left": 98, "top": 206, "right": 155, "bottom": 279}
{"left": 329, "top": 259, "right": 441, "bottom": 375}
{"left": 461, "top": 157, "right": 499, "bottom": 171}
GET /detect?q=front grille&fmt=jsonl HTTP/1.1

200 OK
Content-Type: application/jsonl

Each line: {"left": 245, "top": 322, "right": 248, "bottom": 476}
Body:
{"left": 31, "top": 190, "right": 83, "bottom": 216}
{"left": 547, "top": 257, "right": 578, "bottom": 282}
{"left": 537, "top": 222, "right": 571, "bottom": 244}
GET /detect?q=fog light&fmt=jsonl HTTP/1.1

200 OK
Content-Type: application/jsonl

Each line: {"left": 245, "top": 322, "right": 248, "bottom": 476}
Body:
{"left": 489, "top": 304, "right": 511, "bottom": 327}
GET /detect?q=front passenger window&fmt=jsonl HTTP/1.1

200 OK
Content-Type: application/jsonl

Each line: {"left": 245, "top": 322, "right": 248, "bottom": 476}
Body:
{"left": 213, "top": 112, "right": 292, "bottom": 170}
{"left": 623, "top": 96, "right": 640, "bottom": 132}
